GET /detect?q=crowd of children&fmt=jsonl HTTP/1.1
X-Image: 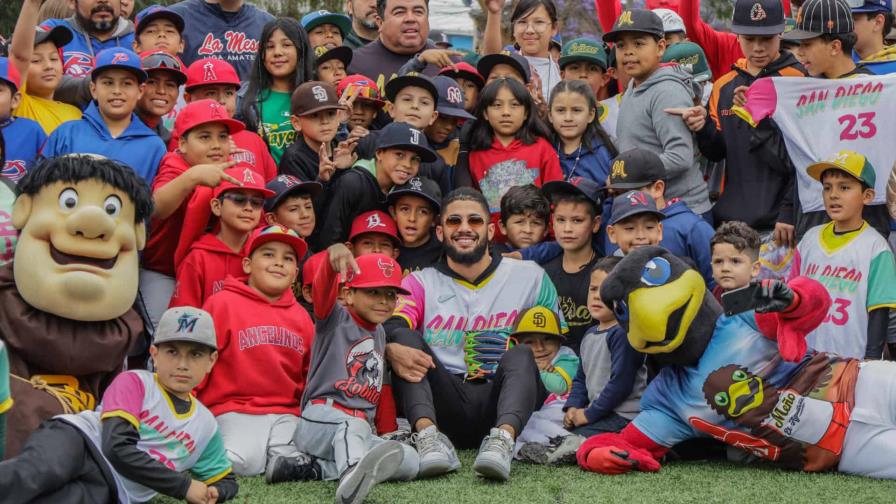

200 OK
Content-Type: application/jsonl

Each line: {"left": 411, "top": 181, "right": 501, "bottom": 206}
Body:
{"left": 3, "top": 0, "right": 896, "bottom": 501}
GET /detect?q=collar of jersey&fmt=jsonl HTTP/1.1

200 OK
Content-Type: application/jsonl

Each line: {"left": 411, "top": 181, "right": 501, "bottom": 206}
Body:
{"left": 155, "top": 374, "right": 197, "bottom": 420}
{"left": 819, "top": 220, "right": 867, "bottom": 255}
{"left": 435, "top": 248, "right": 502, "bottom": 289}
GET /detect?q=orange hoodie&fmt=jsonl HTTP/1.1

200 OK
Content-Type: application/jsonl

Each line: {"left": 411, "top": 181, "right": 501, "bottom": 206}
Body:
{"left": 169, "top": 233, "right": 248, "bottom": 309}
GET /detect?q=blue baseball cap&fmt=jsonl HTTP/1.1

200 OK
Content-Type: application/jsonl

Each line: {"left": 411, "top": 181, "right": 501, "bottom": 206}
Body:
{"left": 433, "top": 76, "right": 475, "bottom": 120}
{"left": 135, "top": 5, "right": 185, "bottom": 35}
{"left": 301, "top": 10, "right": 352, "bottom": 37}
{"left": 92, "top": 48, "right": 148, "bottom": 83}
{"left": 849, "top": 0, "right": 892, "bottom": 12}
{"left": 609, "top": 190, "right": 665, "bottom": 225}
{"left": 375, "top": 122, "right": 437, "bottom": 163}
{"left": 0, "top": 57, "right": 21, "bottom": 93}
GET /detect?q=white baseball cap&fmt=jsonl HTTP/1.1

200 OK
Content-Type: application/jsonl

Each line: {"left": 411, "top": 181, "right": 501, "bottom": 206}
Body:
{"left": 653, "top": 8, "right": 686, "bottom": 34}
{"left": 155, "top": 307, "right": 217, "bottom": 350}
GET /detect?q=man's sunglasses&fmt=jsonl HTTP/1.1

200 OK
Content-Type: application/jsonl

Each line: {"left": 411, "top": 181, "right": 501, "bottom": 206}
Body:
{"left": 220, "top": 193, "right": 265, "bottom": 209}
{"left": 443, "top": 214, "right": 487, "bottom": 228}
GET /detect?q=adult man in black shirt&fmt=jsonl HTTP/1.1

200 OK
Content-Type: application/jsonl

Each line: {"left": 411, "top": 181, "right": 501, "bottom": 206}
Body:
{"left": 345, "top": 0, "right": 379, "bottom": 48}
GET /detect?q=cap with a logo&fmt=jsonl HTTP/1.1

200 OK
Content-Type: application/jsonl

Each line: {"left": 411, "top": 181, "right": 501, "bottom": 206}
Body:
{"left": 541, "top": 177, "right": 603, "bottom": 213}
{"left": 0, "top": 57, "right": 21, "bottom": 93}
{"left": 662, "top": 42, "right": 712, "bottom": 82}
{"left": 550, "top": 34, "right": 563, "bottom": 51}
{"left": 731, "top": 0, "right": 786, "bottom": 35}
{"left": 610, "top": 190, "right": 666, "bottom": 225}
{"left": 264, "top": 174, "right": 324, "bottom": 212}
{"left": 344, "top": 253, "right": 410, "bottom": 294}
{"left": 140, "top": 50, "right": 187, "bottom": 86}
{"left": 510, "top": 306, "right": 565, "bottom": 341}
{"left": 337, "top": 74, "right": 385, "bottom": 107}
{"left": 349, "top": 210, "right": 400, "bottom": 244}
{"left": 34, "top": 25, "right": 73, "bottom": 48}
{"left": 850, "top": 0, "right": 892, "bottom": 13}
{"left": 375, "top": 122, "right": 438, "bottom": 163}
{"left": 807, "top": 150, "right": 876, "bottom": 188}
{"left": 291, "top": 81, "right": 343, "bottom": 116}
{"left": 603, "top": 9, "right": 666, "bottom": 42}
{"left": 135, "top": 5, "right": 185, "bottom": 35}
{"left": 314, "top": 45, "right": 352, "bottom": 68}
{"left": 213, "top": 165, "right": 276, "bottom": 199}
{"left": 385, "top": 72, "right": 438, "bottom": 103}
{"left": 430, "top": 29, "right": 454, "bottom": 48}
{"left": 607, "top": 149, "right": 666, "bottom": 190}
{"left": 302, "top": 251, "right": 327, "bottom": 286}
{"left": 476, "top": 51, "right": 531, "bottom": 83}
{"left": 174, "top": 99, "right": 244, "bottom": 136}
{"left": 92, "top": 48, "right": 148, "bottom": 83}
{"left": 437, "top": 62, "right": 485, "bottom": 89}
{"left": 248, "top": 224, "right": 309, "bottom": 259}
{"left": 388, "top": 176, "right": 443, "bottom": 212}
{"left": 301, "top": 10, "right": 353, "bottom": 37}
{"left": 433, "top": 76, "right": 475, "bottom": 120}
{"left": 558, "top": 38, "right": 608, "bottom": 70}
{"left": 653, "top": 8, "right": 686, "bottom": 33}
{"left": 785, "top": 0, "right": 854, "bottom": 39}
{"left": 185, "top": 58, "right": 241, "bottom": 91}
{"left": 155, "top": 306, "right": 218, "bottom": 350}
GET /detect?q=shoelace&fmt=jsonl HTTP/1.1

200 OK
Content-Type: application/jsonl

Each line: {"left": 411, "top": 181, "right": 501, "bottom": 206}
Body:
{"left": 483, "top": 432, "right": 513, "bottom": 456}
{"left": 411, "top": 430, "right": 443, "bottom": 456}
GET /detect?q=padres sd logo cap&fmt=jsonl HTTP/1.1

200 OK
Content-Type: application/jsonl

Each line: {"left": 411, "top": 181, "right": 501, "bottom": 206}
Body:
{"left": 510, "top": 306, "right": 565, "bottom": 341}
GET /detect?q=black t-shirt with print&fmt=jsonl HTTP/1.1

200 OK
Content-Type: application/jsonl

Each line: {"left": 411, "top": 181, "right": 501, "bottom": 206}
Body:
{"left": 542, "top": 253, "right": 598, "bottom": 355}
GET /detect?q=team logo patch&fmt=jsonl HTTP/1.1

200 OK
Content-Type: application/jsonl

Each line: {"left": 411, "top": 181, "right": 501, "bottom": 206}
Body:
{"left": 203, "top": 61, "right": 218, "bottom": 82}
{"left": 277, "top": 174, "right": 301, "bottom": 187}
{"left": 366, "top": 212, "right": 386, "bottom": 229}
{"left": 611, "top": 159, "right": 627, "bottom": 179}
{"left": 312, "top": 85, "right": 328, "bottom": 102}
{"left": 334, "top": 338, "right": 384, "bottom": 403}
{"left": 617, "top": 10, "right": 634, "bottom": 27}
{"left": 110, "top": 52, "right": 130, "bottom": 65}
{"left": 628, "top": 191, "right": 648, "bottom": 206}
{"left": 532, "top": 311, "right": 546, "bottom": 327}
{"left": 750, "top": 3, "right": 767, "bottom": 21}
{"left": 242, "top": 168, "right": 256, "bottom": 184}
{"left": 409, "top": 177, "right": 423, "bottom": 191}
{"left": 176, "top": 313, "right": 199, "bottom": 333}
{"left": 2, "top": 161, "right": 27, "bottom": 181}
{"left": 447, "top": 86, "right": 463, "bottom": 105}
{"left": 63, "top": 52, "right": 95, "bottom": 78}
{"left": 377, "top": 258, "right": 395, "bottom": 278}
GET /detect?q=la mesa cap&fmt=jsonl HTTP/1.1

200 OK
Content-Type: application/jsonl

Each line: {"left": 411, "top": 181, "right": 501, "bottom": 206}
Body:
{"left": 337, "top": 74, "right": 385, "bottom": 107}
{"left": 653, "top": 8, "right": 686, "bottom": 33}
{"left": 385, "top": 72, "right": 438, "bottom": 103}
{"left": 135, "top": 4, "right": 185, "bottom": 35}
{"left": 662, "top": 42, "right": 712, "bottom": 82}
{"left": 388, "top": 176, "right": 443, "bottom": 212}
{"left": 301, "top": 10, "right": 353, "bottom": 38}
{"left": 558, "top": 38, "right": 608, "bottom": 70}
{"left": 433, "top": 76, "right": 475, "bottom": 120}
{"left": 610, "top": 190, "right": 666, "bottom": 225}
{"left": 607, "top": 149, "right": 666, "bottom": 190}
{"left": 264, "top": 174, "right": 324, "bottom": 212}
{"left": 375, "top": 122, "right": 438, "bottom": 163}
{"left": 212, "top": 165, "right": 276, "bottom": 199}
{"left": 603, "top": 9, "right": 666, "bottom": 43}
{"left": 34, "top": 25, "right": 73, "bottom": 48}
{"left": 510, "top": 306, "right": 565, "bottom": 342}
{"left": 542, "top": 177, "right": 603, "bottom": 214}
{"left": 731, "top": 0, "right": 786, "bottom": 35}
{"left": 344, "top": 253, "right": 410, "bottom": 294}
{"left": 849, "top": 0, "right": 892, "bottom": 13}
{"left": 806, "top": 149, "right": 876, "bottom": 188}
{"left": 785, "top": 0, "right": 854, "bottom": 40}
{"left": 291, "top": 81, "right": 343, "bottom": 116}
{"left": 185, "top": 58, "right": 241, "bottom": 91}
{"left": 248, "top": 224, "right": 308, "bottom": 259}
{"left": 174, "top": 99, "right": 244, "bottom": 137}
{"left": 140, "top": 50, "right": 187, "bottom": 86}
{"left": 437, "top": 62, "right": 485, "bottom": 89}
{"left": 476, "top": 51, "right": 531, "bottom": 83}
{"left": 349, "top": 210, "right": 401, "bottom": 245}
{"left": 155, "top": 306, "right": 217, "bottom": 350}
{"left": 0, "top": 57, "right": 21, "bottom": 93}
{"left": 92, "top": 48, "right": 148, "bottom": 83}
{"left": 314, "top": 45, "right": 352, "bottom": 68}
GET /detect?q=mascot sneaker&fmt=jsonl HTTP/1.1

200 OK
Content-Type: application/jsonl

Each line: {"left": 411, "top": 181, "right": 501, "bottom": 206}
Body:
{"left": 473, "top": 428, "right": 514, "bottom": 481}
{"left": 335, "top": 441, "right": 404, "bottom": 504}
{"left": 265, "top": 453, "right": 322, "bottom": 484}
{"left": 412, "top": 425, "right": 461, "bottom": 477}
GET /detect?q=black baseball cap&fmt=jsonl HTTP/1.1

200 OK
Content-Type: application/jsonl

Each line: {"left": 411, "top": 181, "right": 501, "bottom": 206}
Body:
{"left": 135, "top": 5, "right": 186, "bottom": 35}
{"left": 385, "top": 72, "right": 438, "bottom": 103}
{"left": 314, "top": 45, "right": 352, "bottom": 68}
{"left": 388, "top": 176, "right": 442, "bottom": 212}
{"left": 375, "top": 122, "right": 438, "bottom": 163}
{"left": 731, "top": 0, "right": 786, "bottom": 35}
{"left": 609, "top": 190, "right": 666, "bottom": 225}
{"left": 785, "top": 0, "right": 854, "bottom": 40}
{"left": 433, "top": 76, "right": 475, "bottom": 120}
{"left": 264, "top": 175, "right": 323, "bottom": 212}
{"left": 541, "top": 177, "right": 603, "bottom": 214}
{"left": 34, "top": 25, "right": 73, "bottom": 48}
{"left": 606, "top": 149, "right": 666, "bottom": 190}
{"left": 603, "top": 9, "right": 665, "bottom": 43}
{"left": 476, "top": 51, "right": 531, "bottom": 84}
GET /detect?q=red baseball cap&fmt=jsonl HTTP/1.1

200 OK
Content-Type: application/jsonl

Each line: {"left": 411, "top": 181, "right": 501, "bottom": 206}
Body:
{"left": 248, "top": 224, "right": 308, "bottom": 259}
{"left": 348, "top": 210, "right": 400, "bottom": 245}
{"left": 0, "top": 57, "right": 21, "bottom": 92}
{"left": 337, "top": 74, "right": 385, "bottom": 108}
{"left": 213, "top": 164, "right": 276, "bottom": 199}
{"left": 174, "top": 99, "right": 245, "bottom": 136}
{"left": 302, "top": 251, "right": 327, "bottom": 286}
{"left": 437, "top": 62, "right": 484, "bottom": 89}
{"left": 345, "top": 253, "right": 409, "bottom": 294}
{"left": 185, "top": 58, "right": 241, "bottom": 91}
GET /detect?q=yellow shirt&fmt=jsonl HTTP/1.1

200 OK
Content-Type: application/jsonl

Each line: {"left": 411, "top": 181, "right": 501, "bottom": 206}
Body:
{"left": 14, "top": 89, "right": 82, "bottom": 135}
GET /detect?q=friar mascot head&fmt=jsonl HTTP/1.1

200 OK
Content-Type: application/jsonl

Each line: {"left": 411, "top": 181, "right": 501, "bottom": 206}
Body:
{"left": 12, "top": 155, "right": 153, "bottom": 321}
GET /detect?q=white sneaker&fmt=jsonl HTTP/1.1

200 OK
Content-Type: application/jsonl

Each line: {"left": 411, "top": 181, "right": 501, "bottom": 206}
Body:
{"left": 411, "top": 425, "right": 461, "bottom": 478}
{"left": 473, "top": 428, "right": 514, "bottom": 481}
{"left": 335, "top": 441, "right": 404, "bottom": 504}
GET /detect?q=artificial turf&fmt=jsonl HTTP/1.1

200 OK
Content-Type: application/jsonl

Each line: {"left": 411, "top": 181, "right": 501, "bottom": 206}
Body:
{"left": 151, "top": 450, "right": 896, "bottom": 503}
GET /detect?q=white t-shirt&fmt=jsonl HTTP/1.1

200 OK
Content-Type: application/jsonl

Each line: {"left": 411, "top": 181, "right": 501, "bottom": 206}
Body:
{"left": 525, "top": 55, "right": 561, "bottom": 103}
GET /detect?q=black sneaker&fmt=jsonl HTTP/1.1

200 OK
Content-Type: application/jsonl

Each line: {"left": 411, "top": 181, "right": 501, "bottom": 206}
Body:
{"left": 265, "top": 453, "right": 321, "bottom": 484}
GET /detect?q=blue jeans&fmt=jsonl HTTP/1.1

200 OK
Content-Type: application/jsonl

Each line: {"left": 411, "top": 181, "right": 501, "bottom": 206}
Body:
{"left": 571, "top": 412, "right": 630, "bottom": 438}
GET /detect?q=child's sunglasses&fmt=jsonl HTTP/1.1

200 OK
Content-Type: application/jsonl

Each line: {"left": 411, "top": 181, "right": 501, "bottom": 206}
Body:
{"left": 220, "top": 193, "right": 265, "bottom": 209}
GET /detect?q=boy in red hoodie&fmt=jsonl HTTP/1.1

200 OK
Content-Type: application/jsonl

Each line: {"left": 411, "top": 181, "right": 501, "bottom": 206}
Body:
{"left": 196, "top": 225, "right": 317, "bottom": 478}
{"left": 266, "top": 248, "right": 418, "bottom": 503}
{"left": 169, "top": 166, "right": 274, "bottom": 309}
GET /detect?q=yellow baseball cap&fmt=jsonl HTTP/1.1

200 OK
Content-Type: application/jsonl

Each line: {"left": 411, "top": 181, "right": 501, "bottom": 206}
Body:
{"left": 806, "top": 150, "right": 876, "bottom": 188}
{"left": 510, "top": 306, "right": 564, "bottom": 341}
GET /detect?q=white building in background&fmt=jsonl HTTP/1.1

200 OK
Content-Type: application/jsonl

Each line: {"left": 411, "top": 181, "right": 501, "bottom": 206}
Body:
{"left": 428, "top": 0, "right": 477, "bottom": 50}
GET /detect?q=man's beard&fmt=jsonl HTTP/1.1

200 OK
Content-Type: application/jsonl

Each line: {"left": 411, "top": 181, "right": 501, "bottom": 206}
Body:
{"left": 358, "top": 17, "right": 378, "bottom": 30}
{"left": 78, "top": 5, "right": 116, "bottom": 34}
{"left": 443, "top": 233, "right": 488, "bottom": 265}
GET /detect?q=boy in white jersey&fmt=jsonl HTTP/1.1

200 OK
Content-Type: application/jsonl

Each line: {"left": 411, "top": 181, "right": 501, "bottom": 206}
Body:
{"left": 0, "top": 307, "right": 237, "bottom": 503}
{"left": 791, "top": 150, "right": 896, "bottom": 359}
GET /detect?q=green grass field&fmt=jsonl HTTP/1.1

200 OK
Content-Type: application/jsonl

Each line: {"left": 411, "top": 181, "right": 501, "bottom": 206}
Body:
{"left": 151, "top": 450, "right": 896, "bottom": 503}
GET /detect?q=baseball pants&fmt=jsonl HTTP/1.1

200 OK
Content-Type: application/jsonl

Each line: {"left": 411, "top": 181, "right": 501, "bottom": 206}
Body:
{"left": 838, "top": 360, "right": 896, "bottom": 479}
{"left": 216, "top": 412, "right": 302, "bottom": 476}
{"left": 293, "top": 401, "right": 418, "bottom": 481}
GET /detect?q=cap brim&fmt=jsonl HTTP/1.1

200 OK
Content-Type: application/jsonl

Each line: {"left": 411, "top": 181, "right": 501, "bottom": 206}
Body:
{"left": 602, "top": 29, "right": 663, "bottom": 43}
{"left": 185, "top": 117, "right": 245, "bottom": 136}
{"left": 146, "top": 66, "right": 188, "bottom": 86}
{"left": 305, "top": 15, "right": 353, "bottom": 38}
{"left": 387, "top": 188, "right": 441, "bottom": 212}
{"left": 35, "top": 25, "right": 73, "bottom": 48}
{"left": 378, "top": 143, "right": 438, "bottom": 163}
{"left": 510, "top": 329, "right": 566, "bottom": 341}
{"left": 437, "top": 105, "right": 475, "bottom": 120}
{"left": 153, "top": 335, "right": 218, "bottom": 351}
{"left": 298, "top": 103, "right": 344, "bottom": 116}
{"left": 214, "top": 184, "right": 276, "bottom": 199}
{"left": 316, "top": 46, "right": 353, "bottom": 66}
{"left": 558, "top": 55, "right": 607, "bottom": 69}
{"left": 606, "top": 180, "right": 653, "bottom": 191}
{"left": 476, "top": 54, "right": 530, "bottom": 84}
{"left": 92, "top": 64, "right": 149, "bottom": 83}
{"left": 348, "top": 280, "right": 411, "bottom": 295}
{"left": 264, "top": 181, "right": 324, "bottom": 211}
{"left": 610, "top": 209, "right": 666, "bottom": 225}
{"left": 730, "top": 22, "right": 786, "bottom": 35}
{"left": 137, "top": 11, "right": 186, "bottom": 34}
{"left": 542, "top": 180, "right": 601, "bottom": 208}
{"left": 385, "top": 75, "right": 438, "bottom": 103}
{"left": 250, "top": 233, "right": 308, "bottom": 259}
{"left": 783, "top": 28, "right": 823, "bottom": 40}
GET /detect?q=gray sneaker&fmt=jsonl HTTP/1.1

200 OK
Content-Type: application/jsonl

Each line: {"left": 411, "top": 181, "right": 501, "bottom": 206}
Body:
{"left": 473, "top": 428, "right": 514, "bottom": 481}
{"left": 410, "top": 425, "right": 461, "bottom": 478}
{"left": 335, "top": 441, "right": 404, "bottom": 504}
